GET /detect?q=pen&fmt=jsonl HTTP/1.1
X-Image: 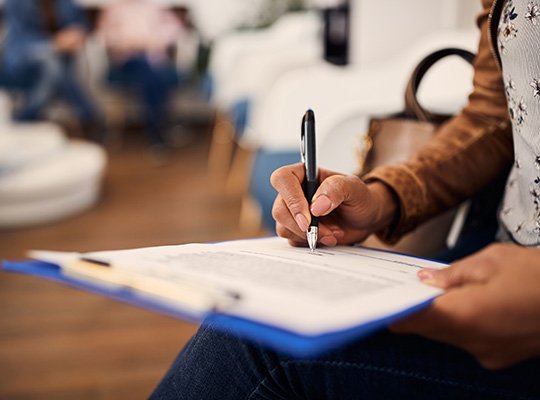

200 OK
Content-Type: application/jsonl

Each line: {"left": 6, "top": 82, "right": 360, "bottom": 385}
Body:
{"left": 301, "top": 109, "right": 319, "bottom": 252}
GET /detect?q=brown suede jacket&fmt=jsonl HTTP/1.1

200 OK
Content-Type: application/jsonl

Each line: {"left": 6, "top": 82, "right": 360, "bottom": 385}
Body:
{"left": 365, "top": 0, "right": 513, "bottom": 243}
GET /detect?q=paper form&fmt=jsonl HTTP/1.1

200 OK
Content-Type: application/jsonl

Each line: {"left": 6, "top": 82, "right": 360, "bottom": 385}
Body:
{"left": 80, "top": 237, "right": 446, "bottom": 335}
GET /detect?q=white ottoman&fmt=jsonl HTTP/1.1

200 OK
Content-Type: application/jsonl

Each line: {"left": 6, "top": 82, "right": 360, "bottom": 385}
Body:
{"left": 0, "top": 122, "right": 66, "bottom": 175}
{"left": 0, "top": 140, "right": 107, "bottom": 229}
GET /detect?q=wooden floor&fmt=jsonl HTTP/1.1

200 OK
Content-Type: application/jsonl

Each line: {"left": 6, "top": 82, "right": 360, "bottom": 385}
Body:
{"left": 0, "top": 128, "right": 266, "bottom": 399}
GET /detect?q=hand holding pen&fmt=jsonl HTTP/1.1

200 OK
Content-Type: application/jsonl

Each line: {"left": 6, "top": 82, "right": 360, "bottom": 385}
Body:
{"left": 270, "top": 111, "right": 400, "bottom": 248}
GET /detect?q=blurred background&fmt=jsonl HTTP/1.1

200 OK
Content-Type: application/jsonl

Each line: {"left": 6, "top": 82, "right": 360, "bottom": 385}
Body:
{"left": 0, "top": 0, "right": 480, "bottom": 398}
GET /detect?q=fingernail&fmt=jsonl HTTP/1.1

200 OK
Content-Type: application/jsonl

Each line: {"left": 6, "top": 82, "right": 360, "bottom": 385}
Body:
{"left": 311, "top": 195, "right": 332, "bottom": 216}
{"left": 295, "top": 214, "right": 309, "bottom": 232}
{"left": 320, "top": 236, "right": 337, "bottom": 246}
{"left": 332, "top": 229, "right": 344, "bottom": 238}
{"left": 418, "top": 269, "right": 435, "bottom": 282}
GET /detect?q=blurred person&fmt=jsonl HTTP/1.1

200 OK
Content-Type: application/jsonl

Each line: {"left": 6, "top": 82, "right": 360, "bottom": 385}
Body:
{"left": 2, "top": 0, "right": 103, "bottom": 140}
{"left": 98, "top": 0, "right": 190, "bottom": 153}
{"left": 150, "top": 0, "right": 540, "bottom": 399}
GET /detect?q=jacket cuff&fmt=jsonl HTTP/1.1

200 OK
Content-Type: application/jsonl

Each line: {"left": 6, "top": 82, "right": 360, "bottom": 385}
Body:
{"left": 363, "top": 165, "right": 427, "bottom": 243}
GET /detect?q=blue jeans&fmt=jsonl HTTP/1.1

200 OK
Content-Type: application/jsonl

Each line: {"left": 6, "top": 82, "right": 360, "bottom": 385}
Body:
{"left": 7, "top": 45, "right": 99, "bottom": 123}
{"left": 150, "top": 323, "right": 540, "bottom": 399}
{"left": 108, "top": 55, "right": 178, "bottom": 146}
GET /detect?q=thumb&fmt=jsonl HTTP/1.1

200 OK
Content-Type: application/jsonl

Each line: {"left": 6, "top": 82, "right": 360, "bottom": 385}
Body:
{"left": 418, "top": 256, "right": 495, "bottom": 289}
{"left": 310, "top": 175, "right": 366, "bottom": 217}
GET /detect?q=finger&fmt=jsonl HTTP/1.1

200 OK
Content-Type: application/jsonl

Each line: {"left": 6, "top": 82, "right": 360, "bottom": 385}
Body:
{"left": 270, "top": 164, "right": 311, "bottom": 231}
{"left": 310, "top": 175, "right": 366, "bottom": 217}
{"left": 417, "top": 265, "right": 492, "bottom": 290}
{"left": 277, "top": 224, "right": 343, "bottom": 251}
{"left": 276, "top": 223, "right": 342, "bottom": 248}
{"left": 272, "top": 195, "right": 335, "bottom": 237}
{"left": 418, "top": 251, "right": 499, "bottom": 289}
{"left": 275, "top": 222, "right": 307, "bottom": 244}
{"left": 327, "top": 225, "right": 345, "bottom": 240}
{"left": 272, "top": 195, "right": 307, "bottom": 238}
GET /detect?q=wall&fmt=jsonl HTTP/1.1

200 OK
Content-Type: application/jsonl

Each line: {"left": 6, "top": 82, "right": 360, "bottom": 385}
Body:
{"left": 349, "top": 0, "right": 481, "bottom": 67}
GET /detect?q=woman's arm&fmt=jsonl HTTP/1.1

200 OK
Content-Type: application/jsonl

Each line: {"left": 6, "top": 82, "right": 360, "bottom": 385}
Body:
{"left": 365, "top": 0, "right": 513, "bottom": 243}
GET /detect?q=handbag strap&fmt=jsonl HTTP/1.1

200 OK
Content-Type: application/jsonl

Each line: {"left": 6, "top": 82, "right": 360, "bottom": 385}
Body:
{"left": 404, "top": 47, "right": 476, "bottom": 122}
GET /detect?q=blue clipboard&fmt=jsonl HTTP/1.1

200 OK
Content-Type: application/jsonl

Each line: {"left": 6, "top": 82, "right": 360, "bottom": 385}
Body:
{"left": 2, "top": 259, "right": 435, "bottom": 357}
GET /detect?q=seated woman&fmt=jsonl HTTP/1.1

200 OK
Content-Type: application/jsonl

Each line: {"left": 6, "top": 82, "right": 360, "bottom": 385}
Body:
{"left": 97, "top": 0, "right": 190, "bottom": 151}
{"left": 2, "top": 0, "right": 102, "bottom": 139}
{"left": 150, "top": 0, "right": 540, "bottom": 398}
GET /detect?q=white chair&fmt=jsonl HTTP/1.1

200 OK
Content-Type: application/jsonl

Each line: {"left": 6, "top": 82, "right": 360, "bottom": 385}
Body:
{"left": 206, "top": 11, "right": 323, "bottom": 184}
{"left": 0, "top": 106, "right": 107, "bottom": 229}
{"left": 209, "top": 11, "right": 322, "bottom": 110}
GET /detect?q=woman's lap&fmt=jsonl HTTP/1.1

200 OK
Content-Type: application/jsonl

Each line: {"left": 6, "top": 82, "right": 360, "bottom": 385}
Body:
{"left": 150, "top": 323, "right": 540, "bottom": 400}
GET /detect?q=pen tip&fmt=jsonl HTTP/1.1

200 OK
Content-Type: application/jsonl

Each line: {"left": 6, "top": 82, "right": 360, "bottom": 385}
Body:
{"left": 306, "top": 226, "right": 318, "bottom": 252}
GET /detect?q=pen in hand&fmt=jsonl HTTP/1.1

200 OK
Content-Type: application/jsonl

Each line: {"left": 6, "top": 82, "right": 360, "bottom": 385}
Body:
{"left": 301, "top": 109, "right": 319, "bottom": 252}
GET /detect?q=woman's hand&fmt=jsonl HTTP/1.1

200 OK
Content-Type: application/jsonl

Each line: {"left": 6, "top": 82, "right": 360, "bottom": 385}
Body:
{"left": 270, "top": 163, "right": 397, "bottom": 247}
{"left": 54, "top": 27, "right": 86, "bottom": 53}
{"left": 392, "top": 243, "right": 540, "bottom": 369}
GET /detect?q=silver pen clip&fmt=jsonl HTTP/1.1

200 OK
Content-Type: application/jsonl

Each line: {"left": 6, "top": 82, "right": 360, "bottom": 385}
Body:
{"left": 300, "top": 114, "right": 306, "bottom": 164}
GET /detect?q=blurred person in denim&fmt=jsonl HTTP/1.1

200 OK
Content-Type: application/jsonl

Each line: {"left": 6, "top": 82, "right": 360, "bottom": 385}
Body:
{"left": 2, "top": 0, "right": 102, "bottom": 139}
{"left": 98, "top": 0, "right": 189, "bottom": 152}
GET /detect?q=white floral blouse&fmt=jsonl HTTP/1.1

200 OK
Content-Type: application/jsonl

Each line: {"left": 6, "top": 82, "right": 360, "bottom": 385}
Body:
{"left": 498, "top": 0, "right": 540, "bottom": 245}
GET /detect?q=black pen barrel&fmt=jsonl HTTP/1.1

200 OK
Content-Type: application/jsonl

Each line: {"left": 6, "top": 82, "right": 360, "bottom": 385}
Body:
{"left": 302, "top": 109, "right": 319, "bottom": 231}
{"left": 304, "top": 111, "right": 317, "bottom": 181}
{"left": 304, "top": 179, "right": 319, "bottom": 227}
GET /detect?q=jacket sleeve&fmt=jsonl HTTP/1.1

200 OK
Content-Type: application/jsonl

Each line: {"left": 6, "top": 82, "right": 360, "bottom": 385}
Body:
{"left": 364, "top": 0, "right": 514, "bottom": 243}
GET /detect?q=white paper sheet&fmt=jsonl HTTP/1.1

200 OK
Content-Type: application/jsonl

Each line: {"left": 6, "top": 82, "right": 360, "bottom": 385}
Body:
{"left": 80, "top": 237, "right": 446, "bottom": 335}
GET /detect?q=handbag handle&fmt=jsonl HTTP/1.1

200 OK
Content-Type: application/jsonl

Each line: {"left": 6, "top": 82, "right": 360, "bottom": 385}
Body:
{"left": 404, "top": 47, "right": 476, "bottom": 122}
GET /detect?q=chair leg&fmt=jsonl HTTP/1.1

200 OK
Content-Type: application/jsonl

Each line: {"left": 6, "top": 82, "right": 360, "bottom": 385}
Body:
{"left": 207, "top": 111, "right": 236, "bottom": 184}
{"left": 104, "top": 98, "right": 127, "bottom": 149}
{"left": 226, "top": 144, "right": 254, "bottom": 197}
{"left": 238, "top": 195, "right": 263, "bottom": 234}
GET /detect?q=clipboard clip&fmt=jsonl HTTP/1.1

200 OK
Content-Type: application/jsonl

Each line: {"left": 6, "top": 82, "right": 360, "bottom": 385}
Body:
{"left": 67, "top": 258, "right": 243, "bottom": 314}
